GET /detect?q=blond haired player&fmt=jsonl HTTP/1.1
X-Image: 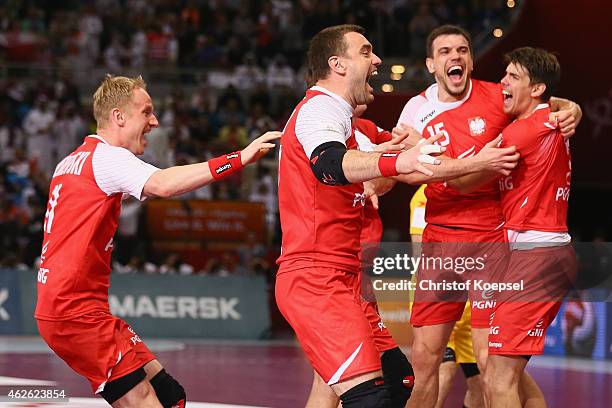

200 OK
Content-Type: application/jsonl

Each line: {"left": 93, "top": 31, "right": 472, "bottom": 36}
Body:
{"left": 410, "top": 185, "right": 484, "bottom": 408}
{"left": 35, "top": 75, "right": 279, "bottom": 408}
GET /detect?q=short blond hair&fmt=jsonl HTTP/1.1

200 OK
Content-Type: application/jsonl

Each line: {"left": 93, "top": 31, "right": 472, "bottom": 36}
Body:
{"left": 93, "top": 74, "right": 147, "bottom": 128}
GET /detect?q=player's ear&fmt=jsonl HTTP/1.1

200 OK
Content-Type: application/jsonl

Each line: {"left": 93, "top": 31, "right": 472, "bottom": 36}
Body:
{"left": 328, "top": 55, "right": 346, "bottom": 75}
{"left": 531, "top": 83, "right": 546, "bottom": 99}
{"left": 111, "top": 108, "right": 125, "bottom": 127}
{"left": 425, "top": 57, "right": 435, "bottom": 74}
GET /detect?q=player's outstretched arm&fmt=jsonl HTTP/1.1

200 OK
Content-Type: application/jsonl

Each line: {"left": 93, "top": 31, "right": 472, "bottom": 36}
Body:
{"left": 143, "top": 131, "right": 281, "bottom": 198}
{"left": 549, "top": 97, "right": 582, "bottom": 138}
{"left": 339, "top": 135, "right": 444, "bottom": 183}
{"left": 395, "top": 135, "right": 519, "bottom": 186}
{"left": 444, "top": 135, "right": 520, "bottom": 193}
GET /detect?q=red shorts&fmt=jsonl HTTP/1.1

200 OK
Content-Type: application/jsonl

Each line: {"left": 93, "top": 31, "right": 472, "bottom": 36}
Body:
{"left": 488, "top": 244, "right": 577, "bottom": 355}
{"left": 37, "top": 312, "right": 156, "bottom": 393}
{"left": 411, "top": 224, "right": 507, "bottom": 328}
{"left": 357, "top": 266, "right": 397, "bottom": 353}
{"left": 275, "top": 267, "right": 381, "bottom": 384}
{"left": 361, "top": 300, "right": 397, "bottom": 353}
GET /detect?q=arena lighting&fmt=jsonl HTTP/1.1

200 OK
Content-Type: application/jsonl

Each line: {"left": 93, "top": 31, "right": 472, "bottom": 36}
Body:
{"left": 381, "top": 84, "right": 394, "bottom": 93}
{"left": 391, "top": 64, "right": 406, "bottom": 74}
{"left": 493, "top": 28, "right": 504, "bottom": 38}
{"left": 390, "top": 72, "right": 402, "bottom": 81}
{"left": 507, "top": 0, "right": 516, "bottom": 8}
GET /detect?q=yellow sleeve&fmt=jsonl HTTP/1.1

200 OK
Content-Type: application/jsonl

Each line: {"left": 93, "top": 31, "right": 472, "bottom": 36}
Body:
{"left": 409, "top": 185, "right": 427, "bottom": 235}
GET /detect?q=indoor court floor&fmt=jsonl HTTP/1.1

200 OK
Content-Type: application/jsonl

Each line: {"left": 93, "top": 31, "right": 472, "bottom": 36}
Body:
{"left": 0, "top": 337, "right": 610, "bottom": 407}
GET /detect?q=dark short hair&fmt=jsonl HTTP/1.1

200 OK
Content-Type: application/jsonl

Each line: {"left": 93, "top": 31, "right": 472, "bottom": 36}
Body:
{"left": 426, "top": 25, "right": 473, "bottom": 58}
{"left": 307, "top": 24, "right": 365, "bottom": 86}
{"left": 504, "top": 47, "right": 561, "bottom": 101}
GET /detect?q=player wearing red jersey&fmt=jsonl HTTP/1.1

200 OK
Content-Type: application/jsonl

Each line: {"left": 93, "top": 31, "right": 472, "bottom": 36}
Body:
{"left": 277, "top": 24, "right": 526, "bottom": 407}
{"left": 481, "top": 47, "right": 577, "bottom": 408}
{"left": 305, "top": 105, "right": 415, "bottom": 408}
{"left": 274, "top": 23, "right": 474, "bottom": 407}
{"left": 35, "top": 75, "right": 279, "bottom": 408}
{"left": 396, "top": 25, "right": 581, "bottom": 408}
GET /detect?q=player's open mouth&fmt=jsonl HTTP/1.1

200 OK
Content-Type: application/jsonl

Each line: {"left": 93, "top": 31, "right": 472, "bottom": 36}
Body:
{"left": 366, "top": 69, "right": 377, "bottom": 91}
{"left": 502, "top": 89, "right": 513, "bottom": 105}
{"left": 447, "top": 65, "right": 464, "bottom": 85}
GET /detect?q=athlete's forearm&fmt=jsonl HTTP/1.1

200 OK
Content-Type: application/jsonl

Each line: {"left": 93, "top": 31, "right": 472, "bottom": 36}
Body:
{"left": 550, "top": 96, "right": 583, "bottom": 136}
{"left": 550, "top": 96, "right": 582, "bottom": 121}
{"left": 446, "top": 170, "right": 499, "bottom": 194}
{"left": 342, "top": 149, "right": 385, "bottom": 183}
{"left": 144, "top": 162, "right": 214, "bottom": 198}
{"left": 393, "top": 155, "right": 483, "bottom": 185}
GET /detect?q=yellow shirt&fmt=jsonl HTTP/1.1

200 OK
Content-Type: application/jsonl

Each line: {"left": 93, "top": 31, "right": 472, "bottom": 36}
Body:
{"left": 409, "top": 185, "right": 427, "bottom": 235}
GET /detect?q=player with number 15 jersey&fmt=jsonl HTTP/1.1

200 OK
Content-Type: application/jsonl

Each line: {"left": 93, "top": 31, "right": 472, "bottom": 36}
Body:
{"left": 398, "top": 79, "right": 511, "bottom": 233}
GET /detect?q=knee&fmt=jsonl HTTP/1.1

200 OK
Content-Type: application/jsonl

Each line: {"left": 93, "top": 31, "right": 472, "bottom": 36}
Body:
{"left": 483, "top": 361, "right": 520, "bottom": 397}
{"left": 100, "top": 367, "right": 151, "bottom": 406}
{"left": 381, "top": 348, "right": 414, "bottom": 408}
{"left": 135, "top": 381, "right": 158, "bottom": 402}
{"left": 411, "top": 341, "right": 444, "bottom": 376}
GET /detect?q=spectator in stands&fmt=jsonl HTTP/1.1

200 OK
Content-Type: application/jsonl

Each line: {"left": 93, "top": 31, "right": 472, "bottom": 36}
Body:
{"left": 130, "top": 23, "right": 148, "bottom": 68}
{"left": 409, "top": 2, "right": 439, "bottom": 57}
{"left": 205, "top": 251, "right": 249, "bottom": 277}
{"left": 249, "top": 166, "right": 277, "bottom": 238}
{"left": 103, "top": 34, "right": 126, "bottom": 73}
{"left": 233, "top": 53, "right": 266, "bottom": 92}
{"left": 0, "top": 110, "right": 23, "bottom": 163}
{"left": 116, "top": 197, "right": 142, "bottom": 265}
{"left": 218, "top": 114, "right": 248, "bottom": 149}
{"left": 246, "top": 102, "right": 276, "bottom": 142}
{"left": 54, "top": 102, "right": 86, "bottom": 161}
{"left": 266, "top": 54, "right": 296, "bottom": 88}
{"left": 78, "top": 5, "right": 103, "bottom": 64}
{"left": 23, "top": 95, "right": 55, "bottom": 173}
{"left": 159, "top": 253, "right": 194, "bottom": 275}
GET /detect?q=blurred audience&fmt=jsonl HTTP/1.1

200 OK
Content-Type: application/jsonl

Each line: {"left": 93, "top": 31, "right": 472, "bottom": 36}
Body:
{"left": 0, "top": 0, "right": 516, "bottom": 275}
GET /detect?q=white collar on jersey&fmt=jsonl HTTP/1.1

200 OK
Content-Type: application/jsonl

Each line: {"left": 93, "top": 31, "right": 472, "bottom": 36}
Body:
{"left": 86, "top": 134, "right": 110, "bottom": 145}
{"left": 534, "top": 103, "right": 550, "bottom": 111}
{"left": 310, "top": 85, "right": 354, "bottom": 117}
{"left": 425, "top": 79, "right": 473, "bottom": 108}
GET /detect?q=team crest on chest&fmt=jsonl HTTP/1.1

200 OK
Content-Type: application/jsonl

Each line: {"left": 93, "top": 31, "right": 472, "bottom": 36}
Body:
{"left": 468, "top": 116, "right": 486, "bottom": 136}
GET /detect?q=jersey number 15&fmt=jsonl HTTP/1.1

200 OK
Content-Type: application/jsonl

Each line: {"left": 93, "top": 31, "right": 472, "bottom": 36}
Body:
{"left": 426, "top": 123, "right": 450, "bottom": 147}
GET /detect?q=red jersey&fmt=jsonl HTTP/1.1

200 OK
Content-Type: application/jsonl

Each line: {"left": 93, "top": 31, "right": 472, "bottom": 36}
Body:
{"left": 277, "top": 87, "right": 365, "bottom": 272}
{"left": 353, "top": 117, "right": 389, "bottom": 245}
{"left": 35, "top": 136, "right": 158, "bottom": 320}
{"left": 500, "top": 104, "right": 570, "bottom": 232}
{"left": 354, "top": 117, "right": 392, "bottom": 145}
{"left": 397, "top": 80, "right": 512, "bottom": 231}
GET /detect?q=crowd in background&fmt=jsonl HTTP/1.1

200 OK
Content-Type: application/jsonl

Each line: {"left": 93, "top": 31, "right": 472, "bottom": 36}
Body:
{"left": 0, "top": 0, "right": 516, "bottom": 273}
{"left": 1, "top": 0, "right": 512, "bottom": 72}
